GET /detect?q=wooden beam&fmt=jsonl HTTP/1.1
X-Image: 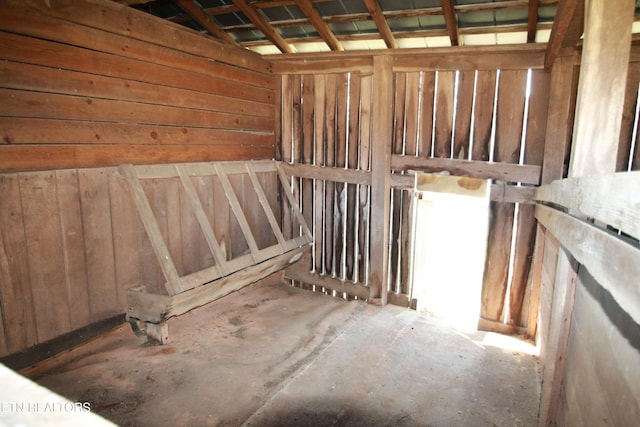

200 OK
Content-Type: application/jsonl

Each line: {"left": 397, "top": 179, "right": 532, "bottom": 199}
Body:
{"left": 232, "top": 0, "right": 293, "bottom": 53}
{"left": 127, "top": 246, "right": 308, "bottom": 323}
{"left": 369, "top": 55, "right": 394, "bottom": 303}
{"left": 364, "top": 0, "right": 398, "bottom": 49}
{"left": 535, "top": 171, "right": 640, "bottom": 241}
{"left": 527, "top": 0, "right": 540, "bottom": 43}
{"left": 293, "top": 0, "right": 343, "bottom": 51}
{"left": 540, "top": 54, "right": 578, "bottom": 184}
{"left": 536, "top": 243, "right": 578, "bottom": 426}
{"left": 390, "top": 155, "right": 541, "bottom": 185}
{"left": 174, "top": 0, "right": 241, "bottom": 47}
{"left": 280, "top": 163, "right": 372, "bottom": 185}
{"left": 441, "top": 0, "right": 459, "bottom": 46}
{"left": 544, "top": 0, "right": 584, "bottom": 69}
{"left": 570, "top": 0, "right": 635, "bottom": 176}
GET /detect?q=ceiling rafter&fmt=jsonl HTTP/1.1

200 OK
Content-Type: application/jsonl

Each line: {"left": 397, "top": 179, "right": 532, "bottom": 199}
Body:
{"left": 363, "top": 0, "right": 397, "bottom": 49}
{"left": 527, "top": 0, "right": 540, "bottom": 43}
{"left": 173, "top": 0, "right": 241, "bottom": 47}
{"left": 231, "top": 0, "right": 294, "bottom": 53}
{"left": 545, "top": 0, "right": 584, "bottom": 69}
{"left": 441, "top": 0, "right": 459, "bottom": 46}
{"left": 293, "top": 0, "right": 343, "bottom": 51}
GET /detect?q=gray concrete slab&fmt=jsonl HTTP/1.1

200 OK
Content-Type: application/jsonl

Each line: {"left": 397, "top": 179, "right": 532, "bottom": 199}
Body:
{"left": 29, "top": 281, "right": 540, "bottom": 426}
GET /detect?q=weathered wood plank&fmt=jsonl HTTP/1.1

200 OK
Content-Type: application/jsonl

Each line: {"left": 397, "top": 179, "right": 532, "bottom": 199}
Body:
{"left": 357, "top": 74, "right": 373, "bottom": 283}
{"left": 0, "top": 117, "right": 273, "bottom": 147}
{"left": 419, "top": 71, "right": 436, "bottom": 157}
{"left": 391, "top": 155, "right": 540, "bottom": 185}
{"left": 617, "top": 62, "right": 640, "bottom": 171}
{"left": 536, "top": 171, "right": 640, "bottom": 241}
{"left": 0, "top": 32, "right": 273, "bottom": 105}
{"left": 536, "top": 204, "right": 640, "bottom": 326}
{"left": 569, "top": 0, "right": 635, "bottom": 176}
{"left": 453, "top": 70, "right": 475, "bottom": 160}
{"left": 213, "top": 164, "right": 261, "bottom": 262}
{"left": 313, "top": 74, "right": 326, "bottom": 274}
{"left": 246, "top": 165, "right": 287, "bottom": 250}
{"left": 0, "top": 89, "right": 272, "bottom": 132}
{"left": 19, "top": 172, "right": 71, "bottom": 343}
{"left": 119, "top": 165, "right": 184, "bottom": 296}
{"left": 369, "top": 55, "right": 394, "bottom": 303}
{"left": 280, "top": 163, "right": 371, "bottom": 185}
{"left": 434, "top": 71, "right": 455, "bottom": 159}
{"left": 472, "top": 70, "right": 497, "bottom": 161}
{"left": 2, "top": 0, "right": 269, "bottom": 73}
{"left": 480, "top": 69, "right": 528, "bottom": 323}
{"left": 176, "top": 165, "right": 228, "bottom": 278}
{"left": 55, "top": 170, "right": 91, "bottom": 329}
{"left": 0, "top": 61, "right": 274, "bottom": 118}
{"left": 0, "top": 174, "right": 38, "bottom": 352}
{"left": 324, "top": 74, "right": 337, "bottom": 275}
{"left": 127, "top": 247, "right": 308, "bottom": 323}
{"left": 1, "top": 145, "right": 275, "bottom": 173}
{"left": 108, "top": 169, "right": 141, "bottom": 310}
{"left": 78, "top": 168, "right": 120, "bottom": 321}
{"left": 537, "top": 245, "right": 578, "bottom": 426}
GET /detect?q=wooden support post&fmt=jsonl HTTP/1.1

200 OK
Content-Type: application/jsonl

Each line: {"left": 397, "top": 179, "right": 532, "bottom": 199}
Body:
{"left": 538, "top": 2, "right": 635, "bottom": 425}
{"left": 541, "top": 54, "right": 578, "bottom": 184}
{"left": 369, "top": 55, "right": 394, "bottom": 304}
{"left": 569, "top": 0, "right": 635, "bottom": 177}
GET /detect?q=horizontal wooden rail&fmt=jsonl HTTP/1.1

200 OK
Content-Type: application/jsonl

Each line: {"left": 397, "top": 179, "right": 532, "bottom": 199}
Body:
{"left": 284, "top": 267, "right": 412, "bottom": 308}
{"left": 391, "top": 155, "right": 541, "bottom": 185}
{"left": 280, "top": 163, "right": 372, "bottom": 185}
{"left": 535, "top": 171, "right": 640, "bottom": 240}
{"left": 535, "top": 204, "right": 640, "bottom": 326}
{"left": 128, "top": 247, "right": 307, "bottom": 324}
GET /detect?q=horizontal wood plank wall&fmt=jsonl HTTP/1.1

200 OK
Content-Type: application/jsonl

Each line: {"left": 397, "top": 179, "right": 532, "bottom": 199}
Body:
{"left": 274, "top": 46, "right": 549, "bottom": 314}
{"left": 0, "top": 0, "right": 275, "bottom": 172}
{"left": 0, "top": 166, "right": 280, "bottom": 356}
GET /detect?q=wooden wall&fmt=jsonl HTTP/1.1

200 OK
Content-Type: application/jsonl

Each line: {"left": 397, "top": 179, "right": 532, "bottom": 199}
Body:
{"left": 0, "top": 0, "right": 275, "bottom": 172}
{"left": 0, "top": 0, "right": 279, "bottom": 358}
{"left": 273, "top": 45, "right": 550, "bottom": 328}
{"left": 0, "top": 165, "right": 279, "bottom": 357}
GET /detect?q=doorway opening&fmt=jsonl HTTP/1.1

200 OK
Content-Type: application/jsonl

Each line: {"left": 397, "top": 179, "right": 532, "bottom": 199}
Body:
{"left": 409, "top": 173, "right": 491, "bottom": 330}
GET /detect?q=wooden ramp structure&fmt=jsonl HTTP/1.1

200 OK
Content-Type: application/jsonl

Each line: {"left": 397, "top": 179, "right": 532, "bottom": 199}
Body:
{"left": 120, "top": 160, "right": 311, "bottom": 343}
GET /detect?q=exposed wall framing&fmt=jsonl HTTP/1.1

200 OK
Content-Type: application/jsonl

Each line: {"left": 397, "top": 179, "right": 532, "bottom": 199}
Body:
{"left": 275, "top": 46, "right": 551, "bottom": 330}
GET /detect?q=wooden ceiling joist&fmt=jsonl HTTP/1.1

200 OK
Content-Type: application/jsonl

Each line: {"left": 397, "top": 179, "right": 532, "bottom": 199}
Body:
{"left": 232, "top": 0, "right": 294, "bottom": 53}
{"left": 293, "top": 0, "right": 343, "bottom": 51}
{"left": 544, "top": 0, "right": 584, "bottom": 69}
{"left": 441, "top": 0, "right": 459, "bottom": 46}
{"left": 364, "top": 0, "right": 398, "bottom": 49}
{"left": 174, "top": 0, "right": 241, "bottom": 47}
{"left": 527, "top": 0, "right": 540, "bottom": 43}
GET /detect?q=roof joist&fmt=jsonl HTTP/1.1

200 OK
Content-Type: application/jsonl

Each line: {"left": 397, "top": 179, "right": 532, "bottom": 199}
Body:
{"left": 364, "top": 0, "right": 397, "bottom": 49}
{"left": 173, "top": 0, "right": 240, "bottom": 47}
{"left": 293, "top": 0, "right": 343, "bottom": 51}
{"left": 231, "top": 0, "right": 294, "bottom": 53}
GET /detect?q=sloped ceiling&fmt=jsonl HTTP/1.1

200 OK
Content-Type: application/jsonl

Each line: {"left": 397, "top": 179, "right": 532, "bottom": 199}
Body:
{"left": 115, "top": 0, "right": 640, "bottom": 56}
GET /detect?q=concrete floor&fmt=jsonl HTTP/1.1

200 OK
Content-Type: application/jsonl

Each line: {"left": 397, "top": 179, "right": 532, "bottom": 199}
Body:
{"left": 29, "top": 280, "right": 541, "bottom": 426}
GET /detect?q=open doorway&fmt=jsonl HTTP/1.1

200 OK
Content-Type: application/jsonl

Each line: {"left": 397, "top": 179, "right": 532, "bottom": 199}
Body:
{"left": 410, "top": 173, "right": 491, "bottom": 330}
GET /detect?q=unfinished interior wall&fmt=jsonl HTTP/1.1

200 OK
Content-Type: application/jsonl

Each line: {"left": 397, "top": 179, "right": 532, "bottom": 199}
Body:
{"left": 274, "top": 46, "right": 550, "bottom": 331}
{"left": 534, "top": 3, "right": 640, "bottom": 420}
{"left": 0, "top": 0, "right": 278, "bottom": 359}
{"left": 0, "top": 0, "right": 274, "bottom": 172}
